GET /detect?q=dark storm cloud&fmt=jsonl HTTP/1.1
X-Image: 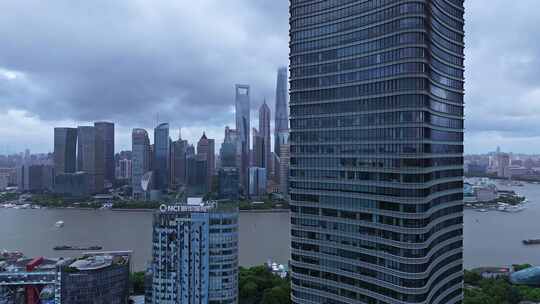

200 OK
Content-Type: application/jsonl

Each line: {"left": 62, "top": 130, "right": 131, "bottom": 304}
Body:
{"left": 0, "top": 0, "right": 289, "bottom": 129}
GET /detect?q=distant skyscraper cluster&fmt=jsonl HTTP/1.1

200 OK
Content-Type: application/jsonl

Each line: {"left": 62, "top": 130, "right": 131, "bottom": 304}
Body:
{"left": 39, "top": 67, "right": 290, "bottom": 202}
{"left": 50, "top": 122, "right": 115, "bottom": 197}
{"left": 122, "top": 122, "right": 216, "bottom": 200}
{"left": 218, "top": 70, "right": 290, "bottom": 200}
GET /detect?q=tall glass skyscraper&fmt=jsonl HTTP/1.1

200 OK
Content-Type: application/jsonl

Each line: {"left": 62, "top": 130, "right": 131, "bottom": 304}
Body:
{"left": 77, "top": 126, "right": 103, "bottom": 193}
{"left": 132, "top": 128, "right": 151, "bottom": 200}
{"left": 235, "top": 84, "right": 250, "bottom": 193}
{"left": 95, "top": 122, "right": 115, "bottom": 184}
{"left": 289, "top": 1, "right": 465, "bottom": 304}
{"left": 275, "top": 67, "right": 289, "bottom": 158}
{"left": 154, "top": 123, "right": 170, "bottom": 192}
{"left": 259, "top": 100, "right": 272, "bottom": 176}
{"left": 54, "top": 127, "right": 78, "bottom": 175}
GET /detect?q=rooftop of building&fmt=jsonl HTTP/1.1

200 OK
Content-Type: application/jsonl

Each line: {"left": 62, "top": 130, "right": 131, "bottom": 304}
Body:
{"left": 157, "top": 198, "right": 238, "bottom": 214}
{"left": 0, "top": 256, "right": 62, "bottom": 273}
{"left": 69, "top": 254, "right": 128, "bottom": 271}
{"left": 0, "top": 251, "right": 130, "bottom": 274}
{"left": 511, "top": 266, "right": 540, "bottom": 286}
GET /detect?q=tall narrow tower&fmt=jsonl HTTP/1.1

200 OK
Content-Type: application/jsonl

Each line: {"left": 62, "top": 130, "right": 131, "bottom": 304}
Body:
{"left": 235, "top": 84, "right": 250, "bottom": 193}
{"left": 259, "top": 100, "right": 271, "bottom": 175}
{"left": 274, "top": 67, "right": 289, "bottom": 158}
{"left": 153, "top": 123, "right": 170, "bottom": 191}
{"left": 289, "top": 1, "right": 465, "bottom": 303}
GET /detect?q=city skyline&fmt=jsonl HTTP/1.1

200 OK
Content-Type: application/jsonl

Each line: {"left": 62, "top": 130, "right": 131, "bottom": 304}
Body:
{"left": 1, "top": 1, "right": 540, "bottom": 154}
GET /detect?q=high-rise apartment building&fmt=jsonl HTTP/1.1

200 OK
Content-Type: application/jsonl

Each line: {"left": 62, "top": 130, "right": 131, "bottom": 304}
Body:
{"left": 151, "top": 200, "right": 239, "bottom": 304}
{"left": 54, "top": 127, "right": 77, "bottom": 176}
{"left": 289, "top": 1, "right": 465, "bottom": 303}
{"left": 153, "top": 123, "right": 170, "bottom": 192}
{"left": 94, "top": 122, "right": 115, "bottom": 184}
{"left": 132, "top": 128, "right": 151, "bottom": 200}
{"left": 235, "top": 84, "right": 250, "bottom": 193}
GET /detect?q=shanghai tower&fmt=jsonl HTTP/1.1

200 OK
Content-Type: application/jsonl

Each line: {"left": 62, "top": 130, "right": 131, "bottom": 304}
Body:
{"left": 274, "top": 67, "right": 289, "bottom": 157}
{"left": 289, "top": 1, "right": 465, "bottom": 304}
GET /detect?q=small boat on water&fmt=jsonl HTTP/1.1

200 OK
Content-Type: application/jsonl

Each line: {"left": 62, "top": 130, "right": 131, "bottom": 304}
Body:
{"left": 55, "top": 221, "right": 64, "bottom": 228}
{"left": 523, "top": 239, "right": 540, "bottom": 245}
{"left": 53, "top": 245, "right": 103, "bottom": 251}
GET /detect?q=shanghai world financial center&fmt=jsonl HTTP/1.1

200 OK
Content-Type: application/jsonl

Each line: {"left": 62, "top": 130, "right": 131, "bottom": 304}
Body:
{"left": 289, "top": 1, "right": 465, "bottom": 304}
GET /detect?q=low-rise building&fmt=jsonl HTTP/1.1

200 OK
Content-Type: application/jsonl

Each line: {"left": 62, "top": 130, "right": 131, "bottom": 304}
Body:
{"left": 0, "top": 251, "right": 131, "bottom": 304}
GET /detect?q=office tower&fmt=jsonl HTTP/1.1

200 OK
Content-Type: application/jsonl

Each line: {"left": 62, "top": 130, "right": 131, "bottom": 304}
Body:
{"left": 248, "top": 167, "right": 267, "bottom": 199}
{"left": 252, "top": 128, "right": 265, "bottom": 168}
{"left": 235, "top": 84, "right": 250, "bottom": 193}
{"left": 117, "top": 158, "right": 132, "bottom": 180}
{"left": 17, "top": 164, "right": 54, "bottom": 192}
{"left": 289, "top": 1, "right": 465, "bottom": 303}
{"left": 151, "top": 200, "right": 239, "bottom": 304}
{"left": 94, "top": 122, "right": 115, "bottom": 184}
{"left": 132, "top": 129, "right": 151, "bottom": 200}
{"left": 153, "top": 123, "right": 170, "bottom": 191}
{"left": 54, "top": 127, "right": 77, "bottom": 176}
{"left": 219, "top": 127, "right": 240, "bottom": 200}
{"left": 221, "top": 127, "right": 239, "bottom": 168}
{"left": 498, "top": 153, "right": 510, "bottom": 178}
{"left": 186, "top": 144, "right": 195, "bottom": 157}
{"left": 186, "top": 154, "right": 208, "bottom": 195}
{"left": 77, "top": 126, "right": 103, "bottom": 193}
{"left": 218, "top": 167, "right": 239, "bottom": 200}
{"left": 172, "top": 130, "right": 189, "bottom": 186}
{"left": 274, "top": 67, "right": 289, "bottom": 158}
{"left": 278, "top": 143, "right": 289, "bottom": 198}
{"left": 259, "top": 101, "right": 272, "bottom": 175}
{"left": 197, "top": 132, "right": 215, "bottom": 191}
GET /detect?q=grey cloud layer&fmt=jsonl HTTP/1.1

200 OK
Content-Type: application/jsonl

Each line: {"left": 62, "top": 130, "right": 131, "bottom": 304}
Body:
{"left": 0, "top": 0, "right": 288, "bottom": 128}
{"left": 1, "top": 0, "right": 540, "bottom": 153}
{"left": 465, "top": 1, "right": 540, "bottom": 141}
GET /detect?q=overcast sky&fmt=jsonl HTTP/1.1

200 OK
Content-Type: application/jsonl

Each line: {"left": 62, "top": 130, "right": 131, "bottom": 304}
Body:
{"left": 0, "top": 1, "right": 539, "bottom": 155}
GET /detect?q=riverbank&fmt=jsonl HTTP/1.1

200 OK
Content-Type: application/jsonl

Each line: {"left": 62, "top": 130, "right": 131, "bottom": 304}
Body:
{"left": 0, "top": 204, "right": 290, "bottom": 213}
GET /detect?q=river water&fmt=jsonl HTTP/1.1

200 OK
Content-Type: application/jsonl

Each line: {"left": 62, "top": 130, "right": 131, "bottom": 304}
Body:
{"left": 1, "top": 180, "right": 539, "bottom": 271}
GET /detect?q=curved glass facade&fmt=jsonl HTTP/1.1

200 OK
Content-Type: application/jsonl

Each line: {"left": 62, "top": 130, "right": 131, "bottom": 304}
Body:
{"left": 289, "top": 1, "right": 464, "bottom": 303}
